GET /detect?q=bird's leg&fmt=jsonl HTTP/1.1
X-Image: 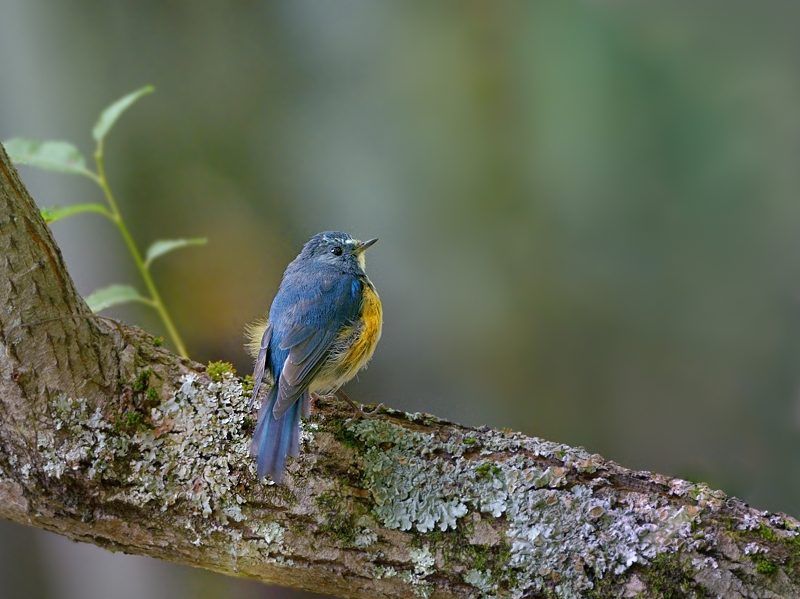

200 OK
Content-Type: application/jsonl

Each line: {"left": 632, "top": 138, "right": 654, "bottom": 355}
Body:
{"left": 337, "top": 388, "right": 384, "bottom": 426}
{"left": 304, "top": 393, "right": 320, "bottom": 418}
{"left": 308, "top": 392, "right": 338, "bottom": 410}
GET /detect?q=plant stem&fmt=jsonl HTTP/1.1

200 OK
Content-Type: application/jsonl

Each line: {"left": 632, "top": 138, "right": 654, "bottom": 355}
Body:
{"left": 94, "top": 143, "right": 189, "bottom": 358}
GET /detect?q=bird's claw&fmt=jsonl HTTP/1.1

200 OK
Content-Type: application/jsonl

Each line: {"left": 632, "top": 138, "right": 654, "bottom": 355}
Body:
{"left": 344, "top": 402, "right": 384, "bottom": 427}
{"left": 337, "top": 388, "right": 384, "bottom": 426}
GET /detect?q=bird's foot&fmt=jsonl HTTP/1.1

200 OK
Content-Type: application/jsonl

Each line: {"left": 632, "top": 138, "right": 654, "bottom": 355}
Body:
{"left": 337, "top": 389, "right": 384, "bottom": 426}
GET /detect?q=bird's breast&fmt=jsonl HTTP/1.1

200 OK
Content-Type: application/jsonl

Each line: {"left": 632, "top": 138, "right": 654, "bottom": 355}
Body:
{"left": 350, "top": 282, "right": 383, "bottom": 365}
{"left": 311, "top": 281, "right": 383, "bottom": 394}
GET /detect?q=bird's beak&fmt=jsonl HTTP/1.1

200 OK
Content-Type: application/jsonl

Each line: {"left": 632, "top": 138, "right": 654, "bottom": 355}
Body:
{"left": 354, "top": 238, "right": 378, "bottom": 253}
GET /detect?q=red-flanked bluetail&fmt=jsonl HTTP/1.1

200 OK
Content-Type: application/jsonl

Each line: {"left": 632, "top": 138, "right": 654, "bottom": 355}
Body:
{"left": 246, "top": 231, "right": 382, "bottom": 483}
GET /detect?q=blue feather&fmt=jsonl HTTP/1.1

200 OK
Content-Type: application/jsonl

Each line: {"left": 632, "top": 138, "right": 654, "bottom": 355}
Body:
{"left": 251, "top": 385, "right": 302, "bottom": 484}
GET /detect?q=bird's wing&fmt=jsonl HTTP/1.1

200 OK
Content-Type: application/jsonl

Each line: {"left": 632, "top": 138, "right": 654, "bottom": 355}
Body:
{"left": 249, "top": 323, "right": 273, "bottom": 408}
{"left": 272, "top": 274, "right": 362, "bottom": 419}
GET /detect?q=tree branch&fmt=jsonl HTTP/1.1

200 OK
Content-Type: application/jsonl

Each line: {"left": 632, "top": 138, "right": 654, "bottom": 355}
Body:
{"left": 1, "top": 142, "right": 799, "bottom": 599}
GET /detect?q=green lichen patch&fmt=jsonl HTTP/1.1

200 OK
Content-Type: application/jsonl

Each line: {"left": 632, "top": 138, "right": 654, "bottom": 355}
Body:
{"left": 459, "top": 539, "right": 518, "bottom": 595}
{"left": 729, "top": 514, "right": 800, "bottom": 586}
{"left": 113, "top": 410, "right": 150, "bottom": 434}
{"left": 325, "top": 416, "right": 367, "bottom": 453}
{"left": 206, "top": 360, "right": 236, "bottom": 382}
{"left": 474, "top": 462, "right": 501, "bottom": 478}
{"left": 315, "top": 489, "right": 359, "bottom": 546}
{"left": 312, "top": 481, "right": 380, "bottom": 549}
{"left": 132, "top": 367, "right": 153, "bottom": 392}
{"left": 642, "top": 553, "right": 709, "bottom": 599}
{"left": 241, "top": 374, "right": 254, "bottom": 395}
{"left": 146, "top": 387, "right": 158, "bottom": 404}
{"left": 351, "top": 418, "right": 701, "bottom": 599}
{"left": 753, "top": 554, "right": 778, "bottom": 576}
{"left": 110, "top": 365, "right": 166, "bottom": 435}
{"left": 325, "top": 513, "right": 368, "bottom": 547}
{"left": 241, "top": 416, "right": 255, "bottom": 434}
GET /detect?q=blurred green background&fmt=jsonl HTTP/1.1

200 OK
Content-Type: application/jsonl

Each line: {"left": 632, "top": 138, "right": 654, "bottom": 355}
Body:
{"left": 4, "top": 1, "right": 800, "bottom": 597}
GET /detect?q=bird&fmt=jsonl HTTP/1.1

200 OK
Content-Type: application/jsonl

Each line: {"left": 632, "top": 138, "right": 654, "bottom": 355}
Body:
{"left": 245, "top": 231, "right": 383, "bottom": 483}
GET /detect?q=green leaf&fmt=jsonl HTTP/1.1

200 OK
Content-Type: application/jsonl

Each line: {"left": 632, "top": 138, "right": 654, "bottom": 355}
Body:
{"left": 2, "top": 138, "right": 94, "bottom": 177}
{"left": 144, "top": 237, "right": 208, "bottom": 269}
{"left": 40, "top": 203, "right": 113, "bottom": 224}
{"left": 84, "top": 284, "right": 153, "bottom": 312}
{"left": 92, "top": 85, "right": 155, "bottom": 144}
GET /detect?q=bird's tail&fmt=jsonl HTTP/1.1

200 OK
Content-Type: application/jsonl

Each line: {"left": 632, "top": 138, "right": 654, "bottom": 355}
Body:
{"left": 250, "top": 385, "right": 302, "bottom": 484}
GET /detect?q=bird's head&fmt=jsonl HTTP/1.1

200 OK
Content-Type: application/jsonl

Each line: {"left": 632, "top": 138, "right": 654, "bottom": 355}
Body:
{"left": 300, "top": 231, "right": 378, "bottom": 273}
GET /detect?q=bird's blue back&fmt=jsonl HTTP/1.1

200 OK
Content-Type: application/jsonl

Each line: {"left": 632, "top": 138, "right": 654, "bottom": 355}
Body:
{"left": 268, "top": 264, "right": 362, "bottom": 378}
{"left": 251, "top": 260, "right": 364, "bottom": 482}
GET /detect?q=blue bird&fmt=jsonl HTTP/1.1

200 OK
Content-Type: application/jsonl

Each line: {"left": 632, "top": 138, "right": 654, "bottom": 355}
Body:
{"left": 246, "top": 231, "right": 383, "bottom": 483}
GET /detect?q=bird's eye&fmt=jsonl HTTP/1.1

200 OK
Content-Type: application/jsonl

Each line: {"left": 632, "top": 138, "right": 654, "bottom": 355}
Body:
{"left": 331, "top": 246, "right": 343, "bottom": 256}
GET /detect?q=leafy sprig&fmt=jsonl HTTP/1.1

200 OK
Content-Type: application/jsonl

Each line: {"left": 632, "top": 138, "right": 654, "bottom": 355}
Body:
{"left": 3, "top": 86, "right": 206, "bottom": 358}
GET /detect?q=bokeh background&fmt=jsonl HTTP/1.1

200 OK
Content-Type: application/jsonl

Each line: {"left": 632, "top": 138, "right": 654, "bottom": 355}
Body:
{"left": 3, "top": 1, "right": 800, "bottom": 597}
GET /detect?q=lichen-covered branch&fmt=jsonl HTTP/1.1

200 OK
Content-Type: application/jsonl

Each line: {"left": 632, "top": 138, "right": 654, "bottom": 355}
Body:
{"left": 1, "top": 143, "right": 799, "bottom": 599}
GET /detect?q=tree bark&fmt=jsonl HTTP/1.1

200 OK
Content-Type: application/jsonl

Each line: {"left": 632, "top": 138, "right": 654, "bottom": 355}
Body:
{"left": 1, "top": 142, "right": 799, "bottom": 599}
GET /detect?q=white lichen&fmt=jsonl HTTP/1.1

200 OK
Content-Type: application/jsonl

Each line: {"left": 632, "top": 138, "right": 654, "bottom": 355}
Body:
{"left": 352, "top": 418, "right": 703, "bottom": 599}
{"left": 399, "top": 545, "right": 435, "bottom": 598}
{"left": 38, "top": 374, "right": 280, "bottom": 553}
{"left": 374, "top": 565, "right": 398, "bottom": 579}
{"left": 253, "top": 521, "right": 286, "bottom": 551}
{"left": 27, "top": 373, "right": 737, "bottom": 597}
{"left": 464, "top": 569, "right": 496, "bottom": 597}
{"left": 354, "top": 527, "right": 378, "bottom": 548}
{"left": 744, "top": 542, "right": 768, "bottom": 556}
{"left": 42, "top": 375, "right": 253, "bottom": 521}
{"left": 301, "top": 421, "right": 318, "bottom": 447}
{"left": 739, "top": 512, "right": 762, "bottom": 532}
